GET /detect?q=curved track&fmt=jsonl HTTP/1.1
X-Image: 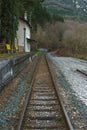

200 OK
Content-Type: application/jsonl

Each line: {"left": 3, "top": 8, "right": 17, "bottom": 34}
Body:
{"left": 17, "top": 55, "right": 74, "bottom": 130}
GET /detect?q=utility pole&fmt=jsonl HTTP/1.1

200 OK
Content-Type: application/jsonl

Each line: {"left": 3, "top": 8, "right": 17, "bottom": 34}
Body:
{"left": 23, "top": 27, "right": 26, "bottom": 52}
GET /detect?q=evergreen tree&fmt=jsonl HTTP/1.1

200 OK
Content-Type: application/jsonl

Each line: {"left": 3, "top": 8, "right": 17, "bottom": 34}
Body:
{"left": 19, "top": 0, "right": 44, "bottom": 17}
{"left": 0, "top": 0, "right": 2, "bottom": 42}
{"left": 52, "top": 14, "right": 64, "bottom": 23}
{"left": 0, "top": 0, "right": 45, "bottom": 43}
{"left": 31, "top": 3, "right": 52, "bottom": 31}
{"left": 19, "top": 0, "right": 47, "bottom": 31}
{"left": 1, "top": 0, "right": 19, "bottom": 44}
{"left": 0, "top": 0, "right": 64, "bottom": 44}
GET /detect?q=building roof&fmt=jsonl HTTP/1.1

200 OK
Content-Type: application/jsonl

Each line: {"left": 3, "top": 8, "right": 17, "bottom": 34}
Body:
{"left": 20, "top": 17, "right": 32, "bottom": 28}
{"left": 27, "top": 38, "right": 37, "bottom": 44}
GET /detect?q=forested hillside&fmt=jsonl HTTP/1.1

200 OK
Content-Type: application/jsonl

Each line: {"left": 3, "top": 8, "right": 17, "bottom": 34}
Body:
{"left": 43, "top": 0, "right": 87, "bottom": 20}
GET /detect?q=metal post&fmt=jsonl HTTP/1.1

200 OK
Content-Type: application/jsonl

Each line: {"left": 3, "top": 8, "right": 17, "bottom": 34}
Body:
{"left": 24, "top": 27, "right": 26, "bottom": 52}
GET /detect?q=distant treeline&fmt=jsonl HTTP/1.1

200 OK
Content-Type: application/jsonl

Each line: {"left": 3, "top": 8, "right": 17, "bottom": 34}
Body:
{"left": 33, "top": 21, "right": 87, "bottom": 56}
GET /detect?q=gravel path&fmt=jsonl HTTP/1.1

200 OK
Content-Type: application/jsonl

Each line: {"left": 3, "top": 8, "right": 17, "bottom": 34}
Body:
{"left": 47, "top": 53, "right": 87, "bottom": 130}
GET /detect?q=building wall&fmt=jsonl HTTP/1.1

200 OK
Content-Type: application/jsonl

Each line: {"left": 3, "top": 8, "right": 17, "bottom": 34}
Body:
{"left": 17, "top": 20, "right": 31, "bottom": 52}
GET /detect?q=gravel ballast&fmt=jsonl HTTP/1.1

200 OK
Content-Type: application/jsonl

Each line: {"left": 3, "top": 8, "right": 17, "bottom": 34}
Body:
{"left": 0, "top": 58, "right": 37, "bottom": 130}
{"left": 0, "top": 53, "right": 87, "bottom": 130}
{"left": 47, "top": 53, "right": 87, "bottom": 130}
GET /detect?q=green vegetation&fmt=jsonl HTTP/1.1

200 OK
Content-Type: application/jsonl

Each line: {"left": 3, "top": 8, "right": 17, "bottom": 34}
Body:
{"left": 43, "top": 0, "right": 87, "bottom": 21}
{"left": 1, "top": 0, "right": 87, "bottom": 60}
{"left": 0, "top": 0, "right": 19, "bottom": 44}
{"left": 52, "top": 14, "right": 64, "bottom": 23}
{"left": 31, "top": 3, "right": 52, "bottom": 31}
{"left": 0, "top": 52, "right": 29, "bottom": 60}
{"left": 70, "top": 54, "right": 87, "bottom": 60}
{"left": 48, "top": 7, "right": 74, "bottom": 16}
{"left": 0, "top": 0, "right": 46, "bottom": 43}
{"left": 34, "top": 49, "right": 40, "bottom": 55}
{"left": 56, "top": 116, "right": 63, "bottom": 122}
{"left": 0, "top": 0, "right": 64, "bottom": 45}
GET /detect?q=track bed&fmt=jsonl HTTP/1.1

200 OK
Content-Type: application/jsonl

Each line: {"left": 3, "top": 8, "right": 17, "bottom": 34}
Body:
{"left": 18, "top": 56, "right": 71, "bottom": 130}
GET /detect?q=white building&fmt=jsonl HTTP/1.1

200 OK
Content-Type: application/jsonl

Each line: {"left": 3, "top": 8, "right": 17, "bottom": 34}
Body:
{"left": 16, "top": 18, "right": 32, "bottom": 52}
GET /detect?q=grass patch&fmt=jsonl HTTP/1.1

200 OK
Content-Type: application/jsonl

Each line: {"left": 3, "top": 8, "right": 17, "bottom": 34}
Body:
{"left": 56, "top": 49, "right": 87, "bottom": 60}
{"left": 34, "top": 49, "right": 41, "bottom": 55}
{"left": 0, "top": 52, "right": 29, "bottom": 60}
{"left": 56, "top": 116, "right": 63, "bottom": 122}
{"left": 68, "top": 53, "right": 87, "bottom": 60}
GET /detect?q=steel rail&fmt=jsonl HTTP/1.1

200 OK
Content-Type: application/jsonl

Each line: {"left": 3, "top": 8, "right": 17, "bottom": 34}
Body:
{"left": 46, "top": 55, "right": 74, "bottom": 130}
{"left": 17, "top": 56, "right": 40, "bottom": 130}
{"left": 76, "top": 69, "right": 87, "bottom": 76}
{"left": 17, "top": 54, "right": 74, "bottom": 130}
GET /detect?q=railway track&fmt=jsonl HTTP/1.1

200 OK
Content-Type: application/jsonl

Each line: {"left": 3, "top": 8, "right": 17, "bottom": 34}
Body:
{"left": 17, "top": 55, "right": 74, "bottom": 130}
